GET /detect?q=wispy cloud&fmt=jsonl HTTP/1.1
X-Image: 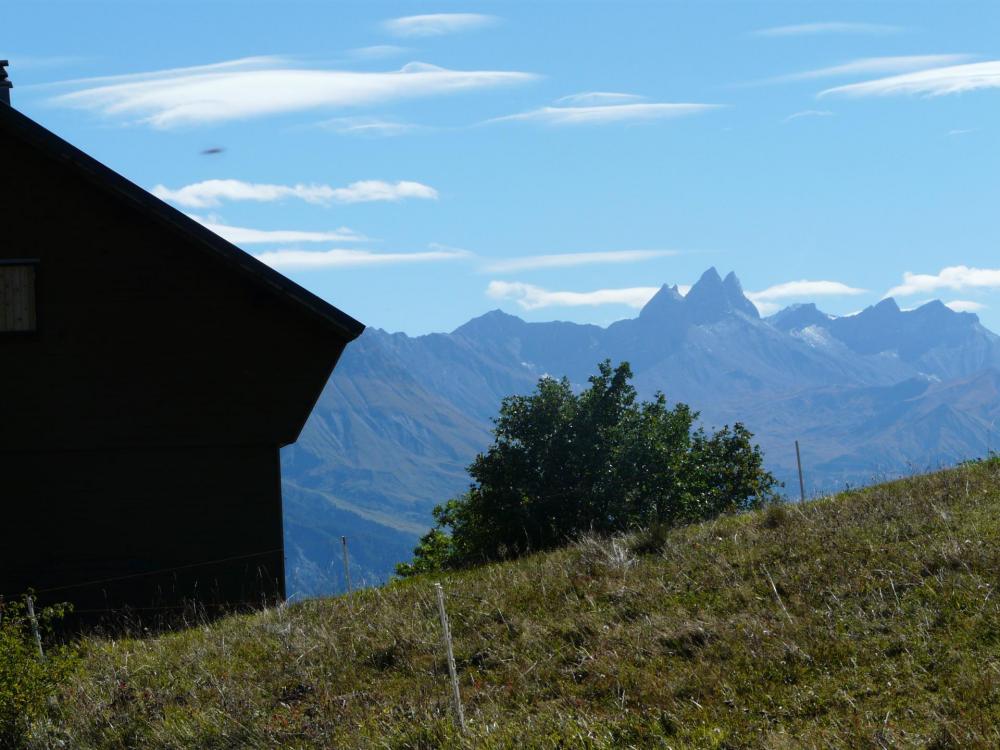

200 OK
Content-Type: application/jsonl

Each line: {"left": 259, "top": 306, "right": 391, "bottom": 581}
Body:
{"left": 383, "top": 13, "right": 498, "bottom": 38}
{"left": 152, "top": 178, "right": 438, "bottom": 208}
{"left": 753, "top": 22, "right": 905, "bottom": 38}
{"left": 772, "top": 55, "right": 972, "bottom": 84}
{"left": 318, "top": 116, "right": 418, "bottom": 136}
{"left": 749, "top": 280, "right": 868, "bottom": 301}
{"left": 554, "top": 92, "right": 645, "bottom": 106}
{"left": 49, "top": 57, "right": 536, "bottom": 128}
{"left": 948, "top": 128, "right": 976, "bottom": 136}
{"left": 325, "top": 180, "right": 438, "bottom": 203}
{"left": 783, "top": 109, "right": 834, "bottom": 123}
{"left": 154, "top": 179, "right": 336, "bottom": 207}
{"left": 945, "top": 300, "right": 987, "bottom": 312}
{"left": 886, "top": 266, "right": 1000, "bottom": 297}
{"left": 487, "top": 102, "right": 721, "bottom": 126}
{"left": 820, "top": 60, "right": 1000, "bottom": 98}
{"left": 486, "top": 281, "right": 659, "bottom": 310}
{"left": 255, "top": 245, "right": 471, "bottom": 270}
{"left": 187, "top": 215, "right": 366, "bottom": 245}
{"left": 36, "top": 56, "right": 284, "bottom": 88}
{"left": 484, "top": 249, "right": 678, "bottom": 273}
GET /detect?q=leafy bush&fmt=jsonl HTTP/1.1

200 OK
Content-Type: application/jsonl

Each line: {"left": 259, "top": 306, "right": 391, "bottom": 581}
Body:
{"left": 0, "top": 597, "right": 79, "bottom": 747}
{"left": 399, "top": 360, "right": 778, "bottom": 574}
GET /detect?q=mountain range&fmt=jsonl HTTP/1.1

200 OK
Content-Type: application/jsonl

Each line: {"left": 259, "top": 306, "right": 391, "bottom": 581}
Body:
{"left": 280, "top": 268, "right": 1000, "bottom": 596}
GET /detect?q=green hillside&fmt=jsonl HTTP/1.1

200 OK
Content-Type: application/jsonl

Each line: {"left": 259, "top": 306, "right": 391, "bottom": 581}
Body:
{"left": 18, "top": 457, "right": 1000, "bottom": 748}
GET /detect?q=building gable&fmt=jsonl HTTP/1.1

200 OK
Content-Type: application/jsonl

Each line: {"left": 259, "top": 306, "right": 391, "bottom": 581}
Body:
{"left": 0, "top": 105, "right": 364, "bottom": 450}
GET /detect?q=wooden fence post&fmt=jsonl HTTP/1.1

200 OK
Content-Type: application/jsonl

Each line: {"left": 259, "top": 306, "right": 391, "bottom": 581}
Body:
{"left": 795, "top": 440, "right": 806, "bottom": 503}
{"left": 26, "top": 595, "right": 44, "bottom": 660}
{"left": 341, "top": 536, "right": 353, "bottom": 594}
{"left": 434, "top": 582, "right": 466, "bottom": 734}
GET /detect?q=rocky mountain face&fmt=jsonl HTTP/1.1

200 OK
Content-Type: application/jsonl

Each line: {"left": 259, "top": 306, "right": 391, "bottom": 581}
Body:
{"left": 281, "top": 268, "right": 1000, "bottom": 595}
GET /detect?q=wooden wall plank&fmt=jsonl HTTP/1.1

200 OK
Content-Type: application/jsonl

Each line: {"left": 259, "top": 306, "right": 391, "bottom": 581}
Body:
{"left": 0, "top": 264, "right": 36, "bottom": 332}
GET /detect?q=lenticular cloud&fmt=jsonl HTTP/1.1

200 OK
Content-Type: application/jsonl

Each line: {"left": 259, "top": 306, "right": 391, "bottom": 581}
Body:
{"left": 820, "top": 60, "right": 1000, "bottom": 98}
{"left": 51, "top": 58, "right": 537, "bottom": 128}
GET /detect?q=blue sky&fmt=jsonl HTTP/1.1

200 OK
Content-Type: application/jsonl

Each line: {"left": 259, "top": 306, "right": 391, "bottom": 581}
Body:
{"left": 6, "top": 1, "right": 1000, "bottom": 334}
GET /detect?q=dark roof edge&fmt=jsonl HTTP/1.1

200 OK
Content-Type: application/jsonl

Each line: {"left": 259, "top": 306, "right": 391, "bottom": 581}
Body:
{"left": 0, "top": 105, "right": 365, "bottom": 341}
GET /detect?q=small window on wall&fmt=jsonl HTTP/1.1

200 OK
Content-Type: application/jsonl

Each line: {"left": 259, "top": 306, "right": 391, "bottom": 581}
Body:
{"left": 0, "top": 262, "right": 38, "bottom": 333}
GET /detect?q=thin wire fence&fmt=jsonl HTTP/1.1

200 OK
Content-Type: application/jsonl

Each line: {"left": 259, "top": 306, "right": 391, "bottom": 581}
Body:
{"left": 2, "top": 547, "right": 283, "bottom": 600}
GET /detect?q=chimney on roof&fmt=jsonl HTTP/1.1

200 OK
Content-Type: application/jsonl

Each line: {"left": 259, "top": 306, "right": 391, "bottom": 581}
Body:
{"left": 0, "top": 61, "right": 11, "bottom": 106}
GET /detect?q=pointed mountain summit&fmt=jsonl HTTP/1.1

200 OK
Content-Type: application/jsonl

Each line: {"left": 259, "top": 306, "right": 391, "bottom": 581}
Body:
{"left": 723, "top": 271, "right": 761, "bottom": 319}
{"left": 638, "top": 283, "right": 685, "bottom": 320}
{"left": 684, "top": 267, "right": 759, "bottom": 323}
{"left": 453, "top": 308, "right": 524, "bottom": 338}
{"left": 870, "top": 297, "right": 901, "bottom": 314}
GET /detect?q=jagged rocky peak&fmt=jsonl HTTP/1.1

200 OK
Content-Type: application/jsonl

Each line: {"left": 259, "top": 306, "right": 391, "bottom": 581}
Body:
{"left": 684, "top": 267, "right": 759, "bottom": 322}
{"left": 638, "top": 282, "right": 685, "bottom": 319}
{"left": 872, "top": 297, "right": 901, "bottom": 314}
{"left": 690, "top": 266, "right": 723, "bottom": 289}
{"left": 722, "top": 270, "right": 761, "bottom": 319}
{"left": 722, "top": 270, "right": 743, "bottom": 294}
{"left": 683, "top": 267, "right": 725, "bottom": 312}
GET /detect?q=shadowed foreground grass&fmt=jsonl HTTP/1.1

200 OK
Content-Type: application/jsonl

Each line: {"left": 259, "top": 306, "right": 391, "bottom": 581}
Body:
{"left": 29, "top": 458, "right": 1000, "bottom": 748}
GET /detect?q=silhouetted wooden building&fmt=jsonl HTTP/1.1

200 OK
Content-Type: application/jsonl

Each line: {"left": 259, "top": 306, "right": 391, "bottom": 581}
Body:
{"left": 0, "top": 81, "right": 364, "bottom": 615}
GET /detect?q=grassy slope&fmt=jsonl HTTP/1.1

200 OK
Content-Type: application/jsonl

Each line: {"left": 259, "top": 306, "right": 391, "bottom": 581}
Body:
{"left": 33, "top": 458, "right": 1000, "bottom": 749}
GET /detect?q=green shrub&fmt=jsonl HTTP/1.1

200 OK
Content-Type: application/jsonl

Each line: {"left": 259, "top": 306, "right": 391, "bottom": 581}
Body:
{"left": 400, "top": 360, "right": 778, "bottom": 574}
{"left": 0, "top": 597, "right": 79, "bottom": 747}
{"left": 394, "top": 527, "right": 453, "bottom": 578}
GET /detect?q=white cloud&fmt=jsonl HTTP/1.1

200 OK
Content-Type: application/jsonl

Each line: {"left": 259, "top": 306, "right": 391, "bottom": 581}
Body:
{"left": 945, "top": 300, "right": 987, "bottom": 312}
{"left": 329, "top": 180, "right": 439, "bottom": 203}
{"left": 775, "top": 55, "right": 972, "bottom": 83}
{"left": 187, "top": 215, "right": 365, "bottom": 244}
{"left": 154, "top": 180, "right": 333, "bottom": 207}
{"left": 819, "top": 60, "right": 1000, "bottom": 98}
{"left": 886, "top": 266, "right": 1000, "bottom": 297}
{"left": 783, "top": 109, "right": 834, "bottom": 122}
{"left": 41, "top": 56, "right": 285, "bottom": 88}
{"left": 554, "top": 92, "right": 645, "bottom": 106}
{"left": 753, "top": 22, "right": 905, "bottom": 37}
{"left": 50, "top": 58, "right": 536, "bottom": 128}
{"left": 487, "top": 102, "right": 720, "bottom": 126}
{"left": 319, "top": 116, "right": 416, "bottom": 136}
{"left": 948, "top": 128, "right": 976, "bottom": 136}
{"left": 255, "top": 246, "right": 471, "bottom": 270}
{"left": 486, "top": 281, "right": 659, "bottom": 310}
{"left": 483, "top": 249, "right": 678, "bottom": 273}
{"left": 383, "top": 13, "right": 498, "bottom": 38}
{"left": 748, "top": 279, "right": 869, "bottom": 301}
{"left": 152, "top": 178, "right": 438, "bottom": 208}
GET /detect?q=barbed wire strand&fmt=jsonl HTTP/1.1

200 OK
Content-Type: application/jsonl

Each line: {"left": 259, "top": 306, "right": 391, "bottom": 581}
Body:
{"left": 3, "top": 547, "right": 283, "bottom": 599}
